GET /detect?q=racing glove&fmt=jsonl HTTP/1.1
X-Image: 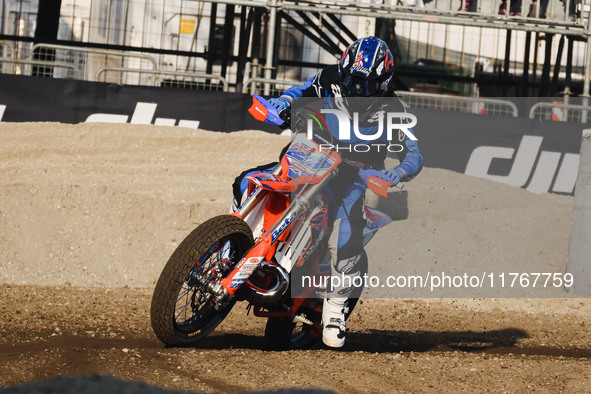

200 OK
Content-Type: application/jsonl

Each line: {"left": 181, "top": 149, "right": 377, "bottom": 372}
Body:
{"left": 268, "top": 96, "right": 291, "bottom": 113}
{"left": 381, "top": 167, "right": 406, "bottom": 185}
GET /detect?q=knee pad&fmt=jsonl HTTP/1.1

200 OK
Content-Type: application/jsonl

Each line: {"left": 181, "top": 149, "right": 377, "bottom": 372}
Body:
{"left": 334, "top": 253, "right": 363, "bottom": 275}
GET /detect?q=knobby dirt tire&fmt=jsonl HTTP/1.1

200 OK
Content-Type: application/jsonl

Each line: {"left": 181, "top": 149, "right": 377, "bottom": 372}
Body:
{"left": 150, "top": 215, "right": 253, "bottom": 346}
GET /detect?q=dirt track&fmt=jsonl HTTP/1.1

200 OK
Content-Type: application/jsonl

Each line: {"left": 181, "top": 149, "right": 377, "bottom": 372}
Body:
{"left": 1, "top": 285, "right": 590, "bottom": 393}
{"left": 0, "top": 122, "right": 590, "bottom": 393}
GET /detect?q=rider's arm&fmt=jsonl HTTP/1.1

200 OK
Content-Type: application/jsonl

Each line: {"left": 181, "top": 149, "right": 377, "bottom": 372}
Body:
{"left": 273, "top": 65, "right": 337, "bottom": 110}
{"left": 395, "top": 130, "right": 423, "bottom": 181}
{"left": 269, "top": 74, "right": 321, "bottom": 113}
{"left": 279, "top": 74, "right": 319, "bottom": 105}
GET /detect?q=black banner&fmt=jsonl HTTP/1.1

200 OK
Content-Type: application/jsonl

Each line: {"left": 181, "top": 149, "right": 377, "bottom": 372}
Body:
{"left": 0, "top": 74, "right": 278, "bottom": 133}
{"left": 412, "top": 109, "right": 582, "bottom": 194}
{"left": 0, "top": 74, "right": 583, "bottom": 194}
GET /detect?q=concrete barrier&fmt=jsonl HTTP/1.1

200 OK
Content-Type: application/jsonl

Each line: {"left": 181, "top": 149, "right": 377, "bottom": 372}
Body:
{"left": 566, "top": 129, "right": 591, "bottom": 296}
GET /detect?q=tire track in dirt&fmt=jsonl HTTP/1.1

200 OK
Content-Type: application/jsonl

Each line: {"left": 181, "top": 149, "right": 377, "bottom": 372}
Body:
{"left": 1, "top": 285, "right": 590, "bottom": 393}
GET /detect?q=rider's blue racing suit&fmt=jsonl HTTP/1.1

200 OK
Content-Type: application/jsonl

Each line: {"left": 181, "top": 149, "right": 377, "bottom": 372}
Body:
{"left": 234, "top": 65, "right": 423, "bottom": 282}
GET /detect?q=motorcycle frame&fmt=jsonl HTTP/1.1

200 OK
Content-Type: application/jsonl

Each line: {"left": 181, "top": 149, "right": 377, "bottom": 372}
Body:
{"left": 218, "top": 141, "right": 341, "bottom": 302}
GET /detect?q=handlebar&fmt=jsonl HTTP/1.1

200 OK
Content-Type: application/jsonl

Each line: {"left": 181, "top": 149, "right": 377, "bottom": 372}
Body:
{"left": 248, "top": 94, "right": 403, "bottom": 197}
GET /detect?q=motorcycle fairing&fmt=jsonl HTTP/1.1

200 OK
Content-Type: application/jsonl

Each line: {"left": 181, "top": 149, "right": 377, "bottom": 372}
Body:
{"left": 245, "top": 173, "right": 291, "bottom": 193}
{"left": 220, "top": 137, "right": 338, "bottom": 298}
{"left": 221, "top": 242, "right": 268, "bottom": 290}
{"left": 282, "top": 134, "right": 341, "bottom": 182}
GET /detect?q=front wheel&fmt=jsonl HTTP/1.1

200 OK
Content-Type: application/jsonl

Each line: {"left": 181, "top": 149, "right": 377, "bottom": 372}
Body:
{"left": 150, "top": 215, "right": 254, "bottom": 346}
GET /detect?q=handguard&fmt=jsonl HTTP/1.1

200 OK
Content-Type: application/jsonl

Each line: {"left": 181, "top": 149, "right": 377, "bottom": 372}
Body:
{"left": 358, "top": 168, "right": 398, "bottom": 197}
{"left": 248, "top": 94, "right": 285, "bottom": 126}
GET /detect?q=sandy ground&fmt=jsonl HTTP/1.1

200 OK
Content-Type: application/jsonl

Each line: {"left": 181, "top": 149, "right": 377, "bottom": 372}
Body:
{"left": 0, "top": 122, "right": 590, "bottom": 393}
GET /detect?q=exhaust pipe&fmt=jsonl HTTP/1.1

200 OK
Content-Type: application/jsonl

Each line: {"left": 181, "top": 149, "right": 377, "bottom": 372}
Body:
{"left": 244, "top": 261, "right": 289, "bottom": 304}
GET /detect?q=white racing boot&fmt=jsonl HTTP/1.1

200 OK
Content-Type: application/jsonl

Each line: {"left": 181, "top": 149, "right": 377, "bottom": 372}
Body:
{"left": 321, "top": 252, "right": 363, "bottom": 348}
{"left": 322, "top": 297, "right": 348, "bottom": 348}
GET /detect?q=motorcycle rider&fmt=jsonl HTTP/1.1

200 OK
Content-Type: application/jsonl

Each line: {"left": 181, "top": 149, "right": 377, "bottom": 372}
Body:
{"left": 234, "top": 36, "right": 423, "bottom": 348}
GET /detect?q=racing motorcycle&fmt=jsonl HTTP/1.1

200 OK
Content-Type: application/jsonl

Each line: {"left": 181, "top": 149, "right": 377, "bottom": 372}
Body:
{"left": 150, "top": 95, "right": 397, "bottom": 350}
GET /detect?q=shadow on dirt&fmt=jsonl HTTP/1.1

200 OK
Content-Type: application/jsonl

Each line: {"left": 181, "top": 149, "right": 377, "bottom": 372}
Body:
{"left": 190, "top": 328, "right": 528, "bottom": 353}
{"left": 346, "top": 328, "right": 591, "bottom": 358}
{"left": 345, "top": 328, "right": 529, "bottom": 353}
{"left": 190, "top": 333, "right": 267, "bottom": 350}
{"left": 0, "top": 374, "right": 334, "bottom": 394}
{"left": 187, "top": 329, "right": 591, "bottom": 358}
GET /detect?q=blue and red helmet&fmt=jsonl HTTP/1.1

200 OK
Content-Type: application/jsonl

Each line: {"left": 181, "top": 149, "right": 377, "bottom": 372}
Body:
{"left": 339, "top": 36, "right": 395, "bottom": 97}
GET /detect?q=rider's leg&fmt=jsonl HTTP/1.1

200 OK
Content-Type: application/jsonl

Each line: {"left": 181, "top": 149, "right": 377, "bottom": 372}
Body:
{"left": 322, "top": 181, "right": 366, "bottom": 348}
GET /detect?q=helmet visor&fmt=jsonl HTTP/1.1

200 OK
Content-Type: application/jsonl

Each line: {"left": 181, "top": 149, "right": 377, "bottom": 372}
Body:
{"left": 343, "top": 75, "right": 381, "bottom": 97}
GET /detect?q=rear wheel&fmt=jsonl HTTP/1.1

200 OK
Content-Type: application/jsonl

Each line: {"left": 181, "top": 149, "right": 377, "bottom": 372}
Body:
{"left": 150, "top": 215, "right": 253, "bottom": 346}
{"left": 264, "top": 308, "right": 322, "bottom": 351}
{"left": 264, "top": 250, "right": 367, "bottom": 351}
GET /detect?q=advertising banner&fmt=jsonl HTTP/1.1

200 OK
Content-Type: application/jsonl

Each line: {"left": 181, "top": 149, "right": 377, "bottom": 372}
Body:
{"left": 0, "top": 74, "right": 278, "bottom": 133}
{"left": 0, "top": 74, "right": 583, "bottom": 197}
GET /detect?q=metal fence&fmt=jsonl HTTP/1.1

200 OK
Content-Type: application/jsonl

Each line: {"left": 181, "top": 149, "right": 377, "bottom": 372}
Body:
{"left": 394, "top": 91, "right": 519, "bottom": 117}
{"left": 9, "top": 39, "right": 591, "bottom": 124}
{"left": 0, "top": 57, "right": 80, "bottom": 79}
{"left": 1, "top": 41, "right": 82, "bottom": 77}
{"left": 0, "top": 41, "right": 14, "bottom": 58}
{"left": 529, "top": 101, "right": 591, "bottom": 123}
{"left": 0, "top": 42, "right": 227, "bottom": 90}
{"left": 28, "top": 44, "right": 158, "bottom": 82}
{"left": 242, "top": 77, "right": 307, "bottom": 96}
{"left": 276, "top": 0, "right": 590, "bottom": 35}
{"left": 96, "top": 67, "right": 229, "bottom": 91}
{"left": 241, "top": 79, "right": 520, "bottom": 117}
